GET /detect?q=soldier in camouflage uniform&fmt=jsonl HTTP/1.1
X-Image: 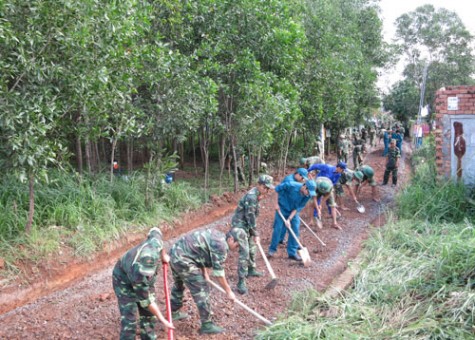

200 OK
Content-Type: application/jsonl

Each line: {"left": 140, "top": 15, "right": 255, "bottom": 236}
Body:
{"left": 337, "top": 134, "right": 350, "bottom": 164}
{"left": 230, "top": 175, "right": 275, "bottom": 295}
{"left": 312, "top": 177, "right": 341, "bottom": 230}
{"left": 335, "top": 168, "right": 360, "bottom": 210}
{"left": 382, "top": 139, "right": 401, "bottom": 187}
{"left": 112, "top": 228, "right": 174, "bottom": 340}
{"left": 368, "top": 126, "right": 376, "bottom": 147}
{"left": 169, "top": 229, "right": 238, "bottom": 335}
{"left": 354, "top": 164, "right": 379, "bottom": 202}
{"left": 352, "top": 132, "right": 366, "bottom": 169}
{"left": 299, "top": 156, "right": 324, "bottom": 171}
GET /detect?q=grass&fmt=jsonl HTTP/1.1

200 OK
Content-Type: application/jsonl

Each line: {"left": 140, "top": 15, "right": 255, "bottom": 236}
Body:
{"left": 0, "top": 165, "right": 230, "bottom": 276}
{"left": 257, "top": 138, "right": 475, "bottom": 339}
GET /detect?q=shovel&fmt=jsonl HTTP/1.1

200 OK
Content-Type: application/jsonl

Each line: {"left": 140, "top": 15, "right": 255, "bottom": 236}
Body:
{"left": 256, "top": 241, "right": 278, "bottom": 290}
{"left": 162, "top": 263, "right": 174, "bottom": 340}
{"left": 299, "top": 217, "right": 326, "bottom": 247}
{"left": 277, "top": 210, "right": 311, "bottom": 266}
{"left": 206, "top": 278, "right": 272, "bottom": 326}
{"left": 356, "top": 201, "right": 366, "bottom": 213}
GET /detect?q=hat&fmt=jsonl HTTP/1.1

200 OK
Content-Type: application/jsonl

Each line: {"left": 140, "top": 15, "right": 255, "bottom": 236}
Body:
{"left": 137, "top": 247, "right": 159, "bottom": 276}
{"left": 226, "top": 228, "right": 240, "bottom": 241}
{"left": 305, "top": 179, "right": 317, "bottom": 197}
{"left": 296, "top": 168, "right": 308, "bottom": 178}
{"left": 258, "top": 174, "right": 275, "bottom": 189}
{"left": 354, "top": 171, "right": 364, "bottom": 181}
{"left": 336, "top": 161, "right": 347, "bottom": 170}
{"left": 316, "top": 178, "right": 332, "bottom": 194}
{"left": 299, "top": 157, "right": 307, "bottom": 166}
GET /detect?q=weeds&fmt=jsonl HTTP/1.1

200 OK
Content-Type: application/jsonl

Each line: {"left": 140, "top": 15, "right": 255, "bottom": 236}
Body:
{"left": 0, "top": 168, "right": 211, "bottom": 271}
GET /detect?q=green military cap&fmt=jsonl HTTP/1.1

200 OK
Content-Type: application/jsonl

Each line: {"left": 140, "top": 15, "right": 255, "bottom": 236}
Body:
{"left": 258, "top": 174, "right": 275, "bottom": 189}
{"left": 316, "top": 177, "right": 332, "bottom": 194}
{"left": 137, "top": 247, "right": 159, "bottom": 276}
{"left": 354, "top": 170, "right": 364, "bottom": 181}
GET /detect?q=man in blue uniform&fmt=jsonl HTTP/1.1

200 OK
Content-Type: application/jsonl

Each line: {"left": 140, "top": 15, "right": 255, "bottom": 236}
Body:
{"left": 268, "top": 179, "right": 317, "bottom": 261}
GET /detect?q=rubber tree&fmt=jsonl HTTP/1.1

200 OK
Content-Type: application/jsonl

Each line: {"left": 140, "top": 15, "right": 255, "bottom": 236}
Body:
{"left": 0, "top": 0, "right": 68, "bottom": 233}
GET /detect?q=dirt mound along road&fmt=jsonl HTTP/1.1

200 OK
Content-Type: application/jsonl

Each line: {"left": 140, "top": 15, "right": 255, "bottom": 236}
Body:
{"left": 0, "top": 143, "right": 410, "bottom": 339}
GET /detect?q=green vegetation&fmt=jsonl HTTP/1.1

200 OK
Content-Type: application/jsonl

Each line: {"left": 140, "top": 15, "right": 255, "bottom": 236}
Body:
{"left": 257, "top": 142, "right": 475, "bottom": 339}
{"left": 0, "top": 169, "right": 203, "bottom": 269}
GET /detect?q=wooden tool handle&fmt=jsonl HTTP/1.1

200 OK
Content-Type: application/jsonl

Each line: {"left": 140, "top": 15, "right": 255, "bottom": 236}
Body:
{"left": 162, "top": 263, "right": 174, "bottom": 340}
{"left": 299, "top": 217, "right": 326, "bottom": 246}
{"left": 277, "top": 210, "right": 304, "bottom": 249}
{"left": 256, "top": 241, "right": 277, "bottom": 279}
{"left": 206, "top": 279, "right": 272, "bottom": 326}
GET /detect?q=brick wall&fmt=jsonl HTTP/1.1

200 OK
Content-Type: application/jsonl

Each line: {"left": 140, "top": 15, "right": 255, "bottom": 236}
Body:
{"left": 434, "top": 86, "right": 475, "bottom": 181}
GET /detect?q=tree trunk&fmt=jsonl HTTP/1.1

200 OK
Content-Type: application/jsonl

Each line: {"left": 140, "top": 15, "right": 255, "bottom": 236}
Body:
{"left": 218, "top": 135, "right": 226, "bottom": 188}
{"left": 127, "top": 138, "right": 133, "bottom": 175}
{"left": 85, "top": 138, "right": 92, "bottom": 173}
{"left": 110, "top": 138, "right": 118, "bottom": 182}
{"left": 25, "top": 173, "right": 35, "bottom": 234}
{"left": 76, "top": 135, "right": 83, "bottom": 175}
{"left": 94, "top": 142, "right": 101, "bottom": 171}
{"left": 231, "top": 137, "right": 239, "bottom": 193}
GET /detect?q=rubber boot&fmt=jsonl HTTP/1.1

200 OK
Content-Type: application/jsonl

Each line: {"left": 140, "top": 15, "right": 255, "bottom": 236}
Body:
{"left": 199, "top": 321, "right": 224, "bottom": 334}
{"left": 237, "top": 278, "right": 248, "bottom": 294}
{"left": 172, "top": 311, "right": 189, "bottom": 321}
{"left": 247, "top": 267, "right": 264, "bottom": 277}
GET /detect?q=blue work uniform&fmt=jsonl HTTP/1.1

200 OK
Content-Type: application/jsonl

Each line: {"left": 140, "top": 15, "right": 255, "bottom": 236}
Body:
{"left": 383, "top": 131, "right": 390, "bottom": 156}
{"left": 269, "top": 181, "right": 312, "bottom": 257}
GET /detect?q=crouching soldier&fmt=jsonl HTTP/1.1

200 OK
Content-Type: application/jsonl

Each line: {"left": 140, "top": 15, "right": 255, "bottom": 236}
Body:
{"left": 169, "top": 229, "right": 238, "bottom": 335}
{"left": 230, "top": 175, "right": 275, "bottom": 295}
{"left": 354, "top": 165, "right": 379, "bottom": 202}
{"left": 112, "top": 227, "right": 174, "bottom": 340}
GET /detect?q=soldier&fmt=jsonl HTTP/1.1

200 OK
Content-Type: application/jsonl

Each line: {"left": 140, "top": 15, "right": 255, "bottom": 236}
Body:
{"left": 268, "top": 179, "right": 317, "bottom": 261}
{"left": 112, "top": 228, "right": 174, "bottom": 340}
{"left": 368, "top": 126, "right": 376, "bottom": 147}
{"left": 334, "top": 168, "right": 360, "bottom": 210}
{"left": 312, "top": 177, "right": 341, "bottom": 230}
{"left": 314, "top": 136, "right": 324, "bottom": 159}
{"left": 229, "top": 175, "right": 275, "bottom": 295}
{"left": 169, "top": 229, "right": 238, "bottom": 335}
{"left": 337, "top": 134, "right": 350, "bottom": 164}
{"left": 354, "top": 165, "right": 379, "bottom": 202}
{"left": 299, "top": 156, "right": 324, "bottom": 169}
{"left": 382, "top": 139, "right": 401, "bottom": 187}
{"left": 352, "top": 132, "right": 366, "bottom": 169}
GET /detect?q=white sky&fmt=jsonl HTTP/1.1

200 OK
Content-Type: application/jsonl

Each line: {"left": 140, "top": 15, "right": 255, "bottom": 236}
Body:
{"left": 377, "top": 0, "right": 475, "bottom": 92}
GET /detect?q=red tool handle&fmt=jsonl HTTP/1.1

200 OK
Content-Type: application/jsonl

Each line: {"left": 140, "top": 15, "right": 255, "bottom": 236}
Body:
{"left": 162, "top": 262, "right": 174, "bottom": 340}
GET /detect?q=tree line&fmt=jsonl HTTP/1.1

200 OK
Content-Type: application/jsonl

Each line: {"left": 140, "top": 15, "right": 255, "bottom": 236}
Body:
{"left": 1, "top": 0, "right": 386, "bottom": 232}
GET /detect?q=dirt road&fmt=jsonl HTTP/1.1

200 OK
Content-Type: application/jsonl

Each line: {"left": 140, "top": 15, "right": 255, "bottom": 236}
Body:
{"left": 0, "top": 143, "right": 410, "bottom": 339}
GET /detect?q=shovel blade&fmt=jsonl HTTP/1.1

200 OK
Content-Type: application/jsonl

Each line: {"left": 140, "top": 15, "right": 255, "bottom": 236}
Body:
{"left": 357, "top": 204, "right": 366, "bottom": 213}
{"left": 298, "top": 247, "right": 311, "bottom": 267}
{"left": 264, "top": 279, "right": 278, "bottom": 290}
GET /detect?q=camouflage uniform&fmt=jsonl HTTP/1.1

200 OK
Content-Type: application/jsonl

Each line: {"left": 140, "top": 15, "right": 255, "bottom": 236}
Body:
{"left": 383, "top": 144, "right": 401, "bottom": 185}
{"left": 357, "top": 165, "right": 377, "bottom": 186}
{"left": 335, "top": 169, "right": 355, "bottom": 197}
{"left": 337, "top": 137, "right": 350, "bottom": 163}
{"left": 314, "top": 177, "right": 337, "bottom": 219}
{"left": 352, "top": 136, "right": 365, "bottom": 169}
{"left": 369, "top": 127, "right": 376, "bottom": 147}
{"left": 169, "top": 229, "right": 228, "bottom": 324}
{"left": 230, "top": 187, "right": 261, "bottom": 279}
{"left": 112, "top": 229, "right": 163, "bottom": 340}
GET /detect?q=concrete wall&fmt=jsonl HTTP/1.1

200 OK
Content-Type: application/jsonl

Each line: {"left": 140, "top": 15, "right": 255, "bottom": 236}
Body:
{"left": 434, "top": 86, "right": 475, "bottom": 186}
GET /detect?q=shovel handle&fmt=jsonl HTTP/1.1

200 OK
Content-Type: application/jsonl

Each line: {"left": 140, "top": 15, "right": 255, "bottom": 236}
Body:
{"left": 256, "top": 241, "right": 277, "bottom": 279}
{"left": 277, "top": 210, "right": 305, "bottom": 249}
{"left": 206, "top": 279, "right": 272, "bottom": 326}
{"left": 162, "top": 263, "right": 174, "bottom": 340}
{"left": 299, "top": 217, "right": 326, "bottom": 246}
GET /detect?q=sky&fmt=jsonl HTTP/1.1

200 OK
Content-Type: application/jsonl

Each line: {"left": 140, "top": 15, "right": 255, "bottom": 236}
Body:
{"left": 377, "top": 0, "right": 475, "bottom": 92}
